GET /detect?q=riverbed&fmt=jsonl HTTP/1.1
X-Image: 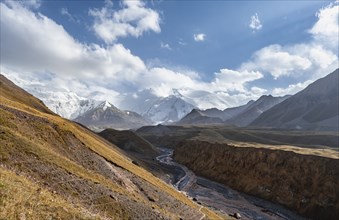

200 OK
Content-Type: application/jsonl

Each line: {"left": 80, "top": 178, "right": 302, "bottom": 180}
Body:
{"left": 156, "top": 147, "right": 307, "bottom": 220}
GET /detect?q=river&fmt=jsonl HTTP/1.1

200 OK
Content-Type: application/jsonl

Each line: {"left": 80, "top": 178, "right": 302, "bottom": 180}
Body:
{"left": 156, "top": 147, "right": 307, "bottom": 220}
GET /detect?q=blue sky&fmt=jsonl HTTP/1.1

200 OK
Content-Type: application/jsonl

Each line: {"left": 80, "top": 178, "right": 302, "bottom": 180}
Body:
{"left": 0, "top": 0, "right": 338, "bottom": 109}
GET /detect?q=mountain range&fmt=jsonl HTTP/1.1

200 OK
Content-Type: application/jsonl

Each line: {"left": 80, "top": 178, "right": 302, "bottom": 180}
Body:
{"left": 177, "top": 95, "right": 289, "bottom": 127}
{"left": 251, "top": 69, "right": 339, "bottom": 131}
{"left": 2, "top": 69, "right": 338, "bottom": 131}
{"left": 177, "top": 69, "right": 338, "bottom": 131}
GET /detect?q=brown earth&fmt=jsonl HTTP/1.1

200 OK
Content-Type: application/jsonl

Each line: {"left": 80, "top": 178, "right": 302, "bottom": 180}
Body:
{"left": 173, "top": 140, "right": 339, "bottom": 219}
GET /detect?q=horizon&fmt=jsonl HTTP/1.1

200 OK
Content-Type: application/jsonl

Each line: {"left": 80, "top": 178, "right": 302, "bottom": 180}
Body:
{"left": 0, "top": 0, "right": 338, "bottom": 109}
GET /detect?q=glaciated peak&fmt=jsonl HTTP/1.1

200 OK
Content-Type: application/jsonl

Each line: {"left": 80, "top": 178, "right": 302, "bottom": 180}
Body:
{"left": 99, "top": 100, "right": 113, "bottom": 111}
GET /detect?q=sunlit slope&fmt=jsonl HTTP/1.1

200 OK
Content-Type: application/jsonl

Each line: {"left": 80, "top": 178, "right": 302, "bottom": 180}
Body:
{"left": 0, "top": 74, "right": 224, "bottom": 220}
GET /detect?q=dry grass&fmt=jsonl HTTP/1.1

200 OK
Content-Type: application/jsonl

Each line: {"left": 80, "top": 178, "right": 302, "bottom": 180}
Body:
{"left": 0, "top": 167, "right": 99, "bottom": 220}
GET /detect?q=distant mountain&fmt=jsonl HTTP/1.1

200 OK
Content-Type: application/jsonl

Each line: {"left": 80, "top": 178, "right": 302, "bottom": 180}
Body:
{"left": 13, "top": 82, "right": 100, "bottom": 119}
{"left": 251, "top": 69, "right": 339, "bottom": 131}
{"left": 119, "top": 90, "right": 195, "bottom": 123}
{"left": 222, "top": 100, "right": 255, "bottom": 121}
{"left": 172, "top": 89, "right": 231, "bottom": 110}
{"left": 74, "top": 101, "right": 152, "bottom": 131}
{"left": 202, "top": 100, "right": 255, "bottom": 121}
{"left": 177, "top": 109, "right": 223, "bottom": 125}
{"left": 226, "top": 95, "right": 290, "bottom": 126}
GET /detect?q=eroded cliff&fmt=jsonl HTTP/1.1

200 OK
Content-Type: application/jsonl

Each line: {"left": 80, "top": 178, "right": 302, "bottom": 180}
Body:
{"left": 174, "top": 140, "right": 339, "bottom": 219}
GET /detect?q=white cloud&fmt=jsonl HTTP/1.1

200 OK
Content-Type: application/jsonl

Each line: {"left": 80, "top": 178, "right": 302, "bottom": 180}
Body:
{"left": 178, "top": 39, "right": 186, "bottom": 46}
{"left": 15, "top": 0, "right": 41, "bottom": 9}
{"left": 0, "top": 0, "right": 338, "bottom": 110}
{"left": 309, "top": 1, "right": 339, "bottom": 51}
{"left": 160, "top": 42, "right": 171, "bottom": 50}
{"left": 242, "top": 2, "right": 338, "bottom": 80}
{"left": 211, "top": 69, "right": 263, "bottom": 93}
{"left": 249, "top": 13, "right": 262, "bottom": 31}
{"left": 193, "top": 33, "right": 206, "bottom": 42}
{"left": 0, "top": 2, "right": 145, "bottom": 89}
{"left": 61, "top": 7, "right": 80, "bottom": 23}
{"left": 241, "top": 45, "right": 312, "bottom": 79}
{"left": 251, "top": 86, "right": 267, "bottom": 95}
{"left": 272, "top": 80, "right": 313, "bottom": 96}
{"left": 89, "top": 0, "right": 161, "bottom": 44}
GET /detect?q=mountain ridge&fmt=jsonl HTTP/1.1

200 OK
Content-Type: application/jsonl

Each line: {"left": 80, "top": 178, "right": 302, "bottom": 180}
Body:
{"left": 251, "top": 68, "right": 339, "bottom": 131}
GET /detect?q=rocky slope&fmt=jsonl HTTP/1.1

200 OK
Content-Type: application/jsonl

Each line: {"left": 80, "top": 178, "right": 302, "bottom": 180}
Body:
{"left": 0, "top": 74, "right": 223, "bottom": 220}
{"left": 251, "top": 69, "right": 339, "bottom": 131}
{"left": 173, "top": 140, "right": 339, "bottom": 219}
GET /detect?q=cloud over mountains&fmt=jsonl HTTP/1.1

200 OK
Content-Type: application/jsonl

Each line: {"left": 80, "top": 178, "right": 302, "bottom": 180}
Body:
{"left": 0, "top": 0, "right": 338, "bottom": 108}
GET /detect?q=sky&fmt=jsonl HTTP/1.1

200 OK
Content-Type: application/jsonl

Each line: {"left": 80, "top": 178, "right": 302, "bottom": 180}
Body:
{"left": 0, "top": 0, "right": 338, "bottom": 109}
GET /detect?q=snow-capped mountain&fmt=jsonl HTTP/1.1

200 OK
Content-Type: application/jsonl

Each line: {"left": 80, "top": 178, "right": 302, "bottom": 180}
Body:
{"left": 119, "top": 90, "right": 195, "bottom": 123}
{"left": 25, "top": 85, "right": 100, "bottom": 119}
{"left": 172, "top": 89, "right": 231, "bottom": 110}
{"left": 74, "top": 101, "right": 152, "bottom": 131}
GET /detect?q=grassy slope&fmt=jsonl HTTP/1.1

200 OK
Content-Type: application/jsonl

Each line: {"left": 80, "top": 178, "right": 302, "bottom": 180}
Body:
{"left": 0, "top": 75, "right": 224, "bottom": 220}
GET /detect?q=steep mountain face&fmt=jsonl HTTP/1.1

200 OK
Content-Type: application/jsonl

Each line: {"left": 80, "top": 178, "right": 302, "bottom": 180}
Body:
{"left": 177, "top": 109, "right": 223, "bottom": 125}
{"left": 226, "top": 95, "right": 290, "bottom": 126}
{"left": 0, "top": 74, "right": 221, "bottom": 219}
{"left": 251, "top": 69, "right": 339, "bottom": 131}
{"left": 74, "top": 101, "right": 153, "bottom": 131}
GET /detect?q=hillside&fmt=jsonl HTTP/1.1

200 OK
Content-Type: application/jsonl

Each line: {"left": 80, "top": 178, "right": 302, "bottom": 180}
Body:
{"left": 99, "top": 128, "right": 158, "bottom": 157}
{"left": 0, "top": 74, "right": 223, "bottom": 220}
{"left": 251, "top": 69, "right": 339, "bottom": 131}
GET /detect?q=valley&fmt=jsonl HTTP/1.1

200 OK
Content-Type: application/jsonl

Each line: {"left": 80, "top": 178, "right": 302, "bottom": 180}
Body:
{"left": 1, "top": 70, "right": 338, "bottom": 219}
{"left": 133, "top": 124, "right": 338, "bottom": 219}
{"left": 156, "top": 147, "right": 306, "bottom": 220}
{"left": 1, "top": 1, "right": 338, "bottom": 219}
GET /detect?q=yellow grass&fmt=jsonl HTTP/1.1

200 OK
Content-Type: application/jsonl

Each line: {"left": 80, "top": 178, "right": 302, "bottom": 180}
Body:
{"left": 0, "top": 167, "right": 99, "bottom": 220}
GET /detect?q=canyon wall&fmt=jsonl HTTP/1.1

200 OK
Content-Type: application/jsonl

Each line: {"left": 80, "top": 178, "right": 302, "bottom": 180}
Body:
{"left": 174, "top": 140, "right": 339, "bottom": 219}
